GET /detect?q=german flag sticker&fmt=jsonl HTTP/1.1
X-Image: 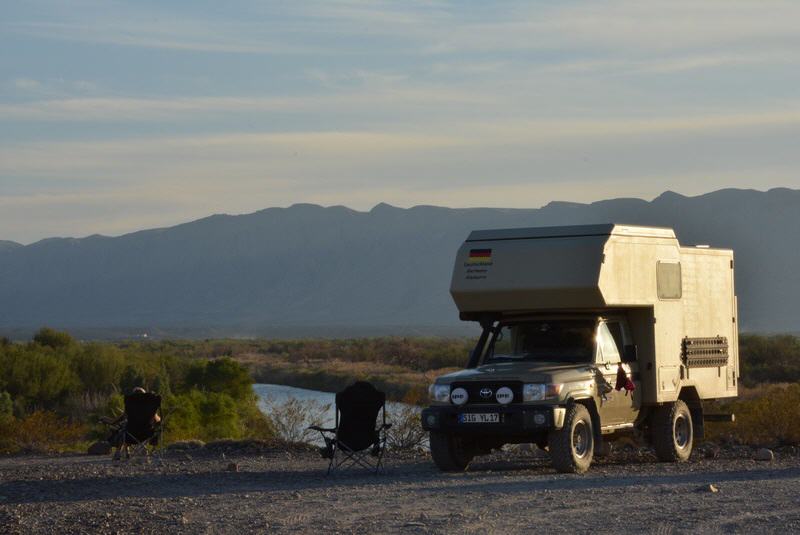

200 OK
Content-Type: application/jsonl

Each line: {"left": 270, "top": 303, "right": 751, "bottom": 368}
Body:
{"left": 467, "top": 248, "right": 492, "bottom": 264}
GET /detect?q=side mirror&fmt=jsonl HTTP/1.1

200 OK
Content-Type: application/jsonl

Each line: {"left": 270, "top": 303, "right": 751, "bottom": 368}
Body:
{"left": 623, "top": 344, "right": 638, "bottom": 362}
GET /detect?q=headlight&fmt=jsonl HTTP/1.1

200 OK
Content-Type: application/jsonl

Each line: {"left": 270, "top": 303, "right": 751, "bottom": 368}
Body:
{"left": 523, "top": 383, "right": 563, "bottom": 401}
{"left": 429, "top": 384, "right": 451, "bottom": 402}
{"left": 523, "top": 383, "right": 546, "bottom": 401}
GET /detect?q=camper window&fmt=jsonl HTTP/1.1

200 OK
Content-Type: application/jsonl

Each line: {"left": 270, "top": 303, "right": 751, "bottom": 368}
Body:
{"left": 657, "top": 261, "right": 682, "bottom": 299}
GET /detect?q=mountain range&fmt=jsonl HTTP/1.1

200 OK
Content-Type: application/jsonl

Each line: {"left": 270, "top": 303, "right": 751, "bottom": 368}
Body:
{"left": 2, "top": 188, "right": 798, "bottom": 338}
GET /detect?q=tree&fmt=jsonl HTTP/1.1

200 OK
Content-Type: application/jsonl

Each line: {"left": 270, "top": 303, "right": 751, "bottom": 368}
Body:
{"left": 32, "top": 328, "right": 74, "bottom": 350}
{"left": 186, "top": 357, "right": 252, "bottom": 401}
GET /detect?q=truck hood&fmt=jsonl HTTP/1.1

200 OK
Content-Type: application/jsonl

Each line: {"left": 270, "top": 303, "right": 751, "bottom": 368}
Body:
{"left": 436, "top": 361, "right": 594, "bottom": 384}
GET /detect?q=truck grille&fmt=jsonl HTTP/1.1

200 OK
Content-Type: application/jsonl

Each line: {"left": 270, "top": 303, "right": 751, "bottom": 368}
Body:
{"left": 450, "top": 381, "right": 524, "bottom": 405}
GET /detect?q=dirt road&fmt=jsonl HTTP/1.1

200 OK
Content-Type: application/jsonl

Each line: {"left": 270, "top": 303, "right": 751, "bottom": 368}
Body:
{"left": 1, "top": 448, "right": 799, "bottom": 534}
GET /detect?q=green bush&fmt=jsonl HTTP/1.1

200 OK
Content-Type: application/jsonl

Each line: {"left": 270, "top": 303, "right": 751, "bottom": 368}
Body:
{"left": 740, "top": 334, "right": 800, "bottom": 385}
{"left": 0, "top": 391, "right": 12, "bottom": 417}
{"left": 7, "top": 411, "right": 87, "bottom": 453}
{"left": 0, "top": 345, "right": 79, "bottom": 412}
{"left": 164, "top": 390, "right": 274, "bottom": 442}
{"left": 708, "top": 383, "right": 800, "bottom": 446}
{"left": 186, "top": 357, "right": 252, "bottom": 401}
{"left": 32, "top": 327, "right": 75, "bottom": 349}
{"left": 0, "top": 328, "right": 275, "bottom": 452}
{"left": 70, "top": 344, "right": 126, "bottom": 395}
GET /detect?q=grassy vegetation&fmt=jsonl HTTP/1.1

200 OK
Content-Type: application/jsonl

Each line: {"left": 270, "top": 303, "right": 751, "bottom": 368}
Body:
{"left": 130, "top": 336, "right": 473, "bottom": 403}
{"left": 0, "top": 328, "right": 273, "bottom": 453}
{"left": 706, "top": 383, "right": 800, "bottom": 446}
{"left": 739, "top": 334, "right": 800, "bottom": 386}
{"left": 1, "top": 329, "right": 799, "bottom": 452}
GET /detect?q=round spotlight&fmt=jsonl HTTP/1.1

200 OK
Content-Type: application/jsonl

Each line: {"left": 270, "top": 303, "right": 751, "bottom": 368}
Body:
{"left": 496, "top": 386, "right": 514, "bottom": 405}
{"left": 450, "top": 387, "right": 468, "bottom": 406}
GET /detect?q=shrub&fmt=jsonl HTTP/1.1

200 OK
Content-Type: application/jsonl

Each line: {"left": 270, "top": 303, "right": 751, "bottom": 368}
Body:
{"left": 32, "top": 327, "right": 75, "bottom": 349}
{"left": 186, "top": 357, "right": 253, "bottom": 401}
{"left": 265, "top": 398, "right": 331, "bottom": 444}
{"left": 0, "top": 345, "right": 79, "bottom": 411}
{"left": 119, "top": 365, "right": 148, "bottom": 394}
{"left": 0, "top": 391, "right": 12, "bottom": 417}
{"left": 70, "top": 344, "right": 126, "bottom": 395}
{"left": 9, "top": 411, "right": 87, "bottom": 453}
{"left": 0, "top": 414, "right": 15, "bottom": 453}
{"left": 164, "top": 390, "right": 273, "bottom": 443}
{"left": 0, "top": 328, "right": 276, "bottom": 450}
{"left": 740, "top": 334, "right": 800, "bottom": 385}
{"left": 707, "top": 383, "right": 800, "bottom": 446}
{"left": 163, "top": 394, "right": 203, "bottom": 442}
{"left": 386, "top": 404, "right": 426, "bottom": 451}
{"left": 194, "top": 391, "right": 242, "bottom": 440}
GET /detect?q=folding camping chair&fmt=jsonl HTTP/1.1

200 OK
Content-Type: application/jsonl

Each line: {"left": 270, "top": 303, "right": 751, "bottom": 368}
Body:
{"left": 309, "top": 381, "right": 391, "bottom": 475}
{"left": 104, "top": 391, "right": 163, "bottom": 461}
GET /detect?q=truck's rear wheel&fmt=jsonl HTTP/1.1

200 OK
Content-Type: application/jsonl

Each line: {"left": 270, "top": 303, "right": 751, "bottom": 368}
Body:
{"left": 429, "top": 432, "right": 474, "bottom": 472}
{"left": 652, "top": 400, "right": 693, "bottom": 462}
{"left": 548, "top": 404, "right": 594, "bottom": 474}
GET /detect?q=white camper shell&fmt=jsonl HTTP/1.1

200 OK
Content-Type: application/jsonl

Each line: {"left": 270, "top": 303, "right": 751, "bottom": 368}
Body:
{"left": 450, "top": 224, "right": 739, "bottom": 404}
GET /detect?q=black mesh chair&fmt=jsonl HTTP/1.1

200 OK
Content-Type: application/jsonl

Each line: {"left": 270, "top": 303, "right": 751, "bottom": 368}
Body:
{"left": 106, "top": 392, "right": 162, "bottom": 460}
{"left": 309, "top": 381, "right": 391, "bottom": 475}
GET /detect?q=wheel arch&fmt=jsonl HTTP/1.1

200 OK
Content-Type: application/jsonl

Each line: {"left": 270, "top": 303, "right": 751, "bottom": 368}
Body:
{"left": 570, "top": 396, "right": 601, "bottom": 442}
{"left": 678, "top": 386, "right": 704, "bottom": 440}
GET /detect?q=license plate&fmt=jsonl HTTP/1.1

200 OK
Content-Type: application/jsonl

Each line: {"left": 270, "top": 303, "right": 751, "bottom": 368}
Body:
{"left": 459, "top": 413, "right": 500, "bottom": 424}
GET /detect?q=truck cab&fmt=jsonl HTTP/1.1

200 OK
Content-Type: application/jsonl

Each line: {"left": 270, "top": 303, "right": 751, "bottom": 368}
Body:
{"left": 423, "top": 314, "right": 641, "bottom": 471}
{"left": 422, "top": 224, "right": 738, "bottom": 473}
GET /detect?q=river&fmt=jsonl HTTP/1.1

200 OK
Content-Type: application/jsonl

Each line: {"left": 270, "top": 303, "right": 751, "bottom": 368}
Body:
{"left": 253, "top": 383, "right": 416, "bottom": 437}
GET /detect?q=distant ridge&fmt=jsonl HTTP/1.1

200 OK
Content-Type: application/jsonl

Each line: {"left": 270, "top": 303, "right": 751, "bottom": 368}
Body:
{"left": 0, "top": 240, "right": 22, "bottom": 251}
{"left": 1, "top": 187, "right": 799, "bottom": 338}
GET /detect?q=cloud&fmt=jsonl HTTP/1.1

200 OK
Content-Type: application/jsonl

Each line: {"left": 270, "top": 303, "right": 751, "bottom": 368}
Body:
{"left": 12, "top": 78, "right": 41, "bottom": 91}
{"left": 8, "top": 1, "right": 800, "bottom": 57}
{"left": 3, "top": 108, "right": 799, "bottom": 185}
{"left": 0, "top": 85, "right": 489, "bottom": 121}
{"left": 3, "top": 0, "right": 800, "bottom": 242}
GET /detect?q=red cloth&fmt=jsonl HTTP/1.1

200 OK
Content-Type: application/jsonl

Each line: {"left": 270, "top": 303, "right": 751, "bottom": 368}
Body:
{"left": 615, "top": 364, "right": 636, "bottom": 395}
{"left": 615, "top": 364, "right": 627, "bottom": 390}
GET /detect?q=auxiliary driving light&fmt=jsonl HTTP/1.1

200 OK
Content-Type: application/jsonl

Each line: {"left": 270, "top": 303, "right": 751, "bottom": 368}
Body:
{"left": 450, "top": 387, "right": 469, "bottom": 406}
{"left": 496, "top": 386, "right": 514, "bottom": 405}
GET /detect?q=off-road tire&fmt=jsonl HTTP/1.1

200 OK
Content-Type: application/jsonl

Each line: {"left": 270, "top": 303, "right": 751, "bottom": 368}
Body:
{"left": 429, "top": 432, "right": 474, "bottom": 472}
{"left": 652, "top": 400, "right": 693, "bottom": 462}
{"left": 548, "top": 403, "right": 594, "bottom": 474}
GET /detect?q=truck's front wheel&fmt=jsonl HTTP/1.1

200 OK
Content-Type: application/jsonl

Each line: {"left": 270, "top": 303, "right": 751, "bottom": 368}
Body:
{"left": 652, "top": 400, "right": 693, "bottom": 462}
{"left": 429, "top": 432, "right": 474, "bottom": 472}
{"left": 548, "top": 403, "right": 594, "bottom": 474}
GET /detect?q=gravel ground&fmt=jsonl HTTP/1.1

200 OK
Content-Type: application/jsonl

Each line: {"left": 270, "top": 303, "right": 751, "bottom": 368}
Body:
{"left": 1, "top": 446, "right": 799, "bottom": 534}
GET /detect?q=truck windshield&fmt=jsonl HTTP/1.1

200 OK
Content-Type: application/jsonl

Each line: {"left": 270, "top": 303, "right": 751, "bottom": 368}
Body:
{"left": 487, "top": 320, "right": 596, "bottom": 363}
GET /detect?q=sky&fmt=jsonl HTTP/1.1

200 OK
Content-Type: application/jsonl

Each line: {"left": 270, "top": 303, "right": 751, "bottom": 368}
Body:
{"left": 2, "top": 0, "right": 800, "bottom": 244}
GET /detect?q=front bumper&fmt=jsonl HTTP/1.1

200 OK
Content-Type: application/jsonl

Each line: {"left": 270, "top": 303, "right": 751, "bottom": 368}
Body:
{"left": 421, "top": 405, "right": 566, "bottom": 434}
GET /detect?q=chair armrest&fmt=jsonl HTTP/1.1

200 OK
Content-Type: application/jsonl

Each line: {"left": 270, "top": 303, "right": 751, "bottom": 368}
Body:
{"left": 308, "top": 426, "right": 337, "bottom": 432}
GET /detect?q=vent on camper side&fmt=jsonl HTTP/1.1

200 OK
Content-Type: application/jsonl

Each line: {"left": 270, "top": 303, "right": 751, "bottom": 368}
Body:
{"left": 681, "top": 337, "right": 729, "bottom": 368}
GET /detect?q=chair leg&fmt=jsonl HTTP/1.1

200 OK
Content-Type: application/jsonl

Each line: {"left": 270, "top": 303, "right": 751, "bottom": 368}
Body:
{"left": 326, "top": 443, "right": 337, "bottom": 475}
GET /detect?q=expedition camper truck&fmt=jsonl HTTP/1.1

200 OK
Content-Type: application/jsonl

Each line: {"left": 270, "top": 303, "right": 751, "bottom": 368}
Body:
{"left": 421, "top": 224, "right": 738, "bottom": 473}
